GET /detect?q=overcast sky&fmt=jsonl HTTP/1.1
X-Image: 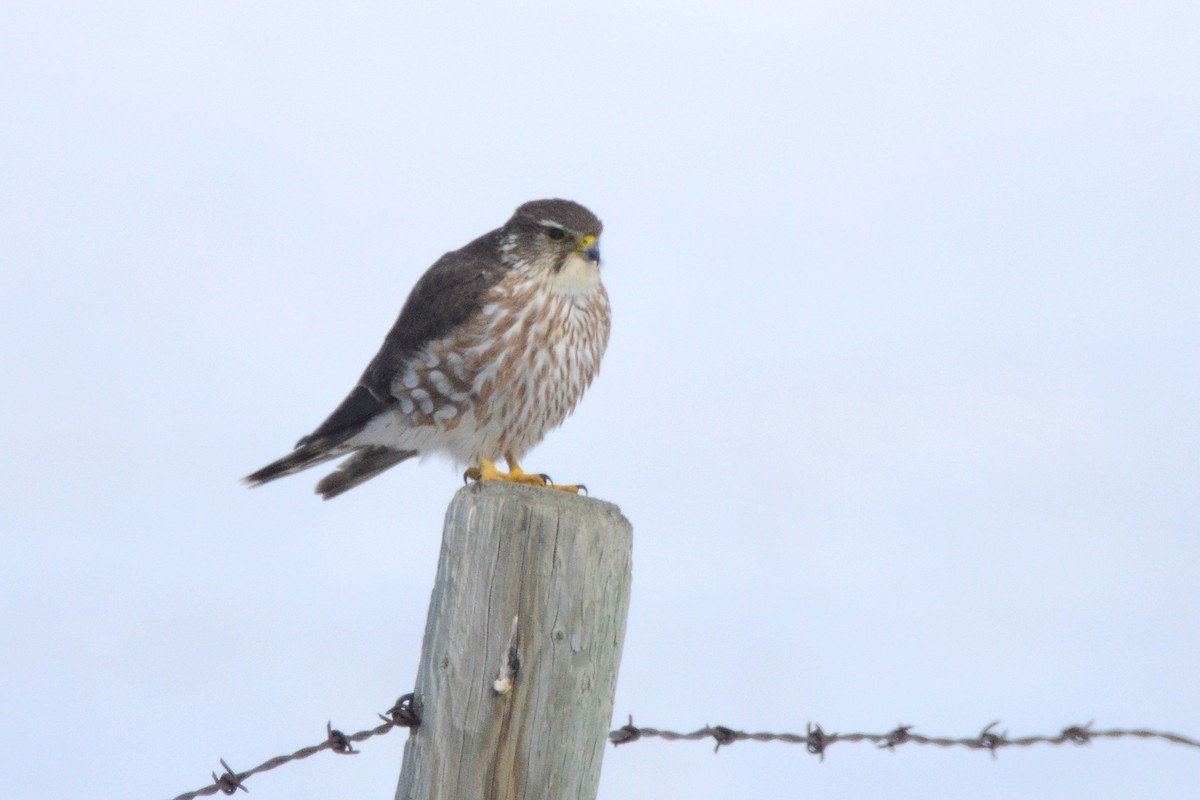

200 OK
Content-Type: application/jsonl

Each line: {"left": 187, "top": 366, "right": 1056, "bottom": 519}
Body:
{"left": 2, "top": 2, "right": 1198, "bottom": 798}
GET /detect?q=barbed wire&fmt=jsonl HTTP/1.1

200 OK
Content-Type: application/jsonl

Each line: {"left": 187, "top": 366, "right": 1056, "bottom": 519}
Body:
{"left": 166, "top": 696, "right": 1198, "bottom": 799}
{"left": 167, "top": 694, "right": 420, "bottom": 800}
{"left": 608, "top": 716, "right": 1200, "bottom": 759}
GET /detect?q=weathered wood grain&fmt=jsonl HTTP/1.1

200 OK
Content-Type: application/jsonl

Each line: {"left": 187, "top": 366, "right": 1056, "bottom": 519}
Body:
{"left": 395, "top": 482, "right": 633, "bottom": 800}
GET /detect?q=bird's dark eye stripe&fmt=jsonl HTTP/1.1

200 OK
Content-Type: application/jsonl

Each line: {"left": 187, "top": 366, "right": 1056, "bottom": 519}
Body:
{"left": 545, "top": 227, "right": 566, "bottom": 240}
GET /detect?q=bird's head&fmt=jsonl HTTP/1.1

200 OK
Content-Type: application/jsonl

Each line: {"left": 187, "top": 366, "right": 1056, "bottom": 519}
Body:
{"left": 502, "top": 198, "right": 603, "bottom": 272}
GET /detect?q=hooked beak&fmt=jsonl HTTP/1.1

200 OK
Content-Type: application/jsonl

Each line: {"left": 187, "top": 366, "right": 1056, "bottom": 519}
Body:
{"left": 576, "top": 234, "right": 600, "bottom": 263}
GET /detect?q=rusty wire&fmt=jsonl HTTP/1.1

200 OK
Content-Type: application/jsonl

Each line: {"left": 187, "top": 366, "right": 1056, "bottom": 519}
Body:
{"left": 167, "top": 694, "right": 420, "bottom": 800}
{"left": 607, "top": 716, "right": 1200, "bottom": 759}
{"left": 166, "top": 696, "right": 1198, "bottom": 799}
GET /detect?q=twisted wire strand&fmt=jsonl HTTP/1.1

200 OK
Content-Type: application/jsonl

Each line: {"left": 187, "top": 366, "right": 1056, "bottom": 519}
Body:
{"left": 168, "top": 695, "right": 419, "bottom": 800}
{"left": 607, "top": 717, "right": 1200, "bottom": 759}
{"left": 164, "top": 695, "right": 1198, "bottom": 799}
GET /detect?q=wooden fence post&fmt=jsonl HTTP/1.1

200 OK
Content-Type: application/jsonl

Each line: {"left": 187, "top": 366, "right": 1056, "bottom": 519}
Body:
{"left": 394, "top": 482, "right": 633, "bottom": 800}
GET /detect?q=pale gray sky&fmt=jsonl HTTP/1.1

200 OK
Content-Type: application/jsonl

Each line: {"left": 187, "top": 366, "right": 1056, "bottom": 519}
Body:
{"left": 2, "top": 2, "right": 1198, "bottom": 798}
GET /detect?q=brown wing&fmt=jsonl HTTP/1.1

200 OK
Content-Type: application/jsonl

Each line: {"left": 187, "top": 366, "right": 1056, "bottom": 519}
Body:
{"left": 296, "top": 229, "right": 510, "bottom": 448}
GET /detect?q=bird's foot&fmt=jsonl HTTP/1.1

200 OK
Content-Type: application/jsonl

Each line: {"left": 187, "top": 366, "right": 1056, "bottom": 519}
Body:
{"left": 463, "top": 458, "right": 585, "bottom": 494}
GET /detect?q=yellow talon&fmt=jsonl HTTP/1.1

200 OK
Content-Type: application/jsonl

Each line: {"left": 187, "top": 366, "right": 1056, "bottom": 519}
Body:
{"left": 509, "top": 458, "right": 585, "bottom": 493}
{"left": 465, "top": 458, "right": 583, "bottom": 493}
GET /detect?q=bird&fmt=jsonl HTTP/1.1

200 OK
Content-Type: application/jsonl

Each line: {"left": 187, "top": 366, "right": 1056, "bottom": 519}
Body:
{"left": 244, "top": 198, "right": 610, "bottom": 500}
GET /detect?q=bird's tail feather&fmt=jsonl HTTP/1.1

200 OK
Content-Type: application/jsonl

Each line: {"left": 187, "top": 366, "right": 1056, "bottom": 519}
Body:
{"left": 243, "top": 441, "right": 348, "bottom": 487}
{"left": 314, "top": 447, "right": 416, "bottom": 500}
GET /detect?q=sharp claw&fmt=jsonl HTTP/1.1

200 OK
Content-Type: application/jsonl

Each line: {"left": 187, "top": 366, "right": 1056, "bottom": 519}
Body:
{"left": 460, "top": 463, "right": 586, "bottom": 494}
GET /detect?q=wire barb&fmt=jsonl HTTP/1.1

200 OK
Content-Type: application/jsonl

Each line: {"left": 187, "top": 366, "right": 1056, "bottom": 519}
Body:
{"left": 609, "top": 715, "right": 642, "bottom": 745}
{"left": 806, "top": 723, "right": 828, "bottom": 761}
{"left": 325, "top": 721, "right": 359, "bottom": 755}
{"left": 710, "top": 725, "right": 736, "bottom": 752}
{"left": 211, "top": 759, "right": 246, "bottom": 796}
{"left": 975, "top": 721, "right": 1005, "bottom": 758}
{"left": 1062, "top": 720, "right": 1094, "bottom": 745}
{"left": 881, "top": 725, "right": 912, "bottom": 749}
{"left": 382, "top": 693, "right": 421, "bottom": 728}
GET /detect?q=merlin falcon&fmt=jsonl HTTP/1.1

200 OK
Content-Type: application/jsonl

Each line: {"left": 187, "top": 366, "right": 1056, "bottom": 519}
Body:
{"left": 244, "top": 199, "right": 610, "bottom": 499}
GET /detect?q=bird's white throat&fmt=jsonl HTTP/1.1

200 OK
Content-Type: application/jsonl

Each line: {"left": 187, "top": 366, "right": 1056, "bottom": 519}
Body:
{"left": 548, "top": 251, "right": 602, "bottom": 297}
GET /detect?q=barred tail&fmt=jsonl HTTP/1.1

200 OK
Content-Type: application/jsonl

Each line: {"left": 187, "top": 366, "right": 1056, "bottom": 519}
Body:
{"left": 243, "top": 441, "right": 348, "bottom": 487}
{"left": 313, "top": 447, "right": 416, "bottom": 500}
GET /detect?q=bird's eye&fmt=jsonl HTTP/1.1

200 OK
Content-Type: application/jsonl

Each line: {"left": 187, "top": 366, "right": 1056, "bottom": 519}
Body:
{"left": 545, "top": 227, "right": 566, "bottom": 241}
